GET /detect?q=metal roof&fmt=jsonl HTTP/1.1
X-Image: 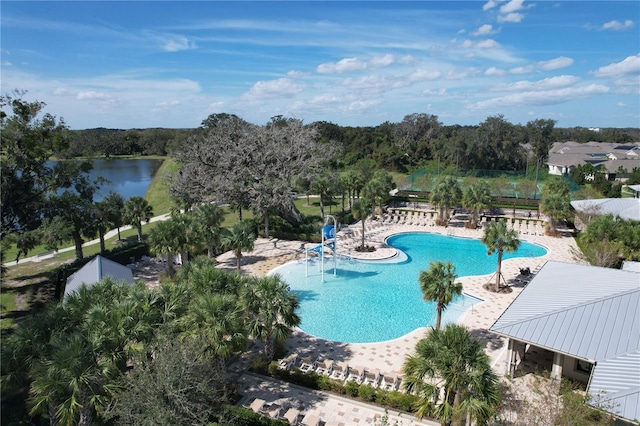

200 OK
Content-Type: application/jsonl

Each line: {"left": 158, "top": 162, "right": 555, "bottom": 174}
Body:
{"left": 65, "top": 255, "right": 134, "bottom": 298}
{"left": 589, "top": 350, "right": 640, "bottom": 422}
{"left": 490, "top": 261, "right": 640, "bottom": 422}
{"left": 571, "top": 198, "right": 640, "bottom": 222}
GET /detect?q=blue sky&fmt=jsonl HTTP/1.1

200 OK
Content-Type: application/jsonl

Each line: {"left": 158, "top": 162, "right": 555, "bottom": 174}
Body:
{"left": 2, "top": 1, "right": 639, "bottom": 130}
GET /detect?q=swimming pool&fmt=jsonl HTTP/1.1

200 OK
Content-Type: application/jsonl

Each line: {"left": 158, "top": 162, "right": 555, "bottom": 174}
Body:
{"left": 271, "top": 232, "right": 547, "bottom": 343}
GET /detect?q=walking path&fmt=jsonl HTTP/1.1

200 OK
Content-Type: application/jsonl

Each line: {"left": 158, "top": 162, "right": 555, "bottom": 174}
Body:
{"left": 3, "top": 213, "right": 172, "bottom": 267}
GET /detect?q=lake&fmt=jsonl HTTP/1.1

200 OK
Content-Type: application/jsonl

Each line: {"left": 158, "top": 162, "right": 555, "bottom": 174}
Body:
{"left": 50, "top": 158, "right": 164, "bottom": 201}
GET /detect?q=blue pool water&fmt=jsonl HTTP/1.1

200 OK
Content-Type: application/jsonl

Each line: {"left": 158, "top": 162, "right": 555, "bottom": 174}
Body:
{"left": 271, "top": 232, "right": 547, "bottom": 343}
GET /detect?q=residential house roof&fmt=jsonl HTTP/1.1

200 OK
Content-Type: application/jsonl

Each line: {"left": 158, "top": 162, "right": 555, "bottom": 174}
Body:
{"left": 547, "top": 141, "right": 640, "bottom": 173}
{"left": 65, "top": 255, "right": 134, "bottom": 298}
{"left": 490, "top": 261, "right": 640, "bottom": 421}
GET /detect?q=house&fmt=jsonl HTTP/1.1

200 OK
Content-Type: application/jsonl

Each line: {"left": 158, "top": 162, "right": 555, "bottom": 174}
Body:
{"left": 547, "top": 141, "right": 640, "bottom": 180}
{"left": 489, "top": 261, "right": 640, "bottom": 423}
{"left": 64, "top": 255, "right": 135, "bottom": 299}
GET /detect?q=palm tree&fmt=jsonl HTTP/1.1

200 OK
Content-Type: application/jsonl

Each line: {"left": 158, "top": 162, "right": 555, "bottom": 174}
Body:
{"left": 28, "top": 332, "right": 117, "bottom": 426}
{"left": 221, "top": 221, "right": 255, "bottom": 274}
{"left": 181, "top": 293, "right": 247, "bottom": 370}
{"left": 123, "top": 196, "right": 154, "bottom": 241}
{"left": 193, "top": 204, "right": 224, "bottom": 258}
{"left": 481, "top": 220, "right": 520, "bottom": 292}
{"left": 419, "top": 261, "right": 463, "bottom": 331}
{"left": 462, "top": 180, "right": 492, "bottom": 228}
{"left": 148, "top": 218, "right": 187, "bottom": 277}
{"left": 242, "top": 275, "right": 301, "bottom": 360}
{"left": 430, "top": 175, "right": 462, "bottom": 225}
{"left": 351, "top": 198, "right": 371, "bottom": 250}
{"left": 102, "top": 191, "right": 125, "bottom": 240}
{"left": 403, "top": 324, "right": 500, "bottom": 425}
{"left": 540, "top": 177, "right": 570, "bottom": 235}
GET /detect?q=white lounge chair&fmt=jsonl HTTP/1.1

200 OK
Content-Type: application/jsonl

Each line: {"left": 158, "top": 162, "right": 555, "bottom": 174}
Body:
{"left": 380, "top": 373, "right": 399, "bottom": 391}
{"left": 298, "top": 357, "right": 316, "bottom": 373}
{"left": 315, "top": 358, "right": 334, "bottom": 376}
{"left": 329, "top": 361, "right": 348, "bottom": 380}
{"left": 362, "top": 369, "right": 380, "bottom": 387}
{"left": 282, "top": 408, "right": 302, "bottom": 425}
{"left": 346, "top": 365, "right": 365, "bottom": 384}
{"left": 301, "top": 413, "right": 322, "bottom": 426}
{"left": 245, "top": 397, "right": 266, "bottom": 413}
{"left": 278, "top": 353, "right": 298, "bottom": 370}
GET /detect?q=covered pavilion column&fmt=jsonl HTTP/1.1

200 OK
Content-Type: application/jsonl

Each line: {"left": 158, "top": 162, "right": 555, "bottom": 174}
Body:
{"left": 506, "top": 339, "right": 518, "bottom": 378}
{"left": 551, "top": 352, "right": 564, "bottom": 380}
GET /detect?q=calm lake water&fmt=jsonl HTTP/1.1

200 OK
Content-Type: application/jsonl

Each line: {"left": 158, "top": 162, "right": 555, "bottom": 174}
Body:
{"left": 50, "top": 158, "right": 164, "bottom": 201}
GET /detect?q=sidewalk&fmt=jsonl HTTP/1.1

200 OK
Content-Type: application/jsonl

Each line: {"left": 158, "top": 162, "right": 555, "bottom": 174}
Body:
{"left": 3, "top": 213, "right": 172, "bottom": 267}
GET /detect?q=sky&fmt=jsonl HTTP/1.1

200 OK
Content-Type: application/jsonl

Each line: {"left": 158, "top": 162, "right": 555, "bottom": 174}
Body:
{"left": 1, "top": 1, "right": 639, "bottom": 130}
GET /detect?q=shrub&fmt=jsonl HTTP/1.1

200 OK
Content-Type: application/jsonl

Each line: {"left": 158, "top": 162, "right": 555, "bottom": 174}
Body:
{"left": 386, "top": 391, "right": 419, "bottom": 412}
{"left": 344, "top": 380, "right": 360, "bottom": 397}
{"left": 250, "top": 356, "right": 271, "bottom": 375}
{"left": 358, "top": 384, "right": 376, "bottom": 402}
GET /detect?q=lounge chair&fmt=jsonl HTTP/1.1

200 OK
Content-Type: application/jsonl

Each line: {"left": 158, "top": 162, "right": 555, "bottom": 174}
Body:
{"left": 281, "top": 408, "right": 302, "bottom": 425}
{"left": 245, "top": 397, "right": 266, "bottom": 413}
{"left": 301, "top": 413, "right": 322, "bottom": 426}
{"left": 362, "top": 369, "right": 380, "bottom": 387}
{"left": 329, "top": 361, "right": 348, "bottom": 380}
{"left": 380, "top": 373, "right": 399, "bottom": 391}
{"left": 278, "top": 353, "right": 298, "bottom": 370}
{"left": 315, "top": 358, "right": 334, "bottom": 376}
{"left": 346, "top": 365, "right": 365, "bottom": 384}
{"left": 262, "top": 403, "right": 283, "bottom": 419}
{"left": 298, "top": 356, "right": 316, "bottom": 373}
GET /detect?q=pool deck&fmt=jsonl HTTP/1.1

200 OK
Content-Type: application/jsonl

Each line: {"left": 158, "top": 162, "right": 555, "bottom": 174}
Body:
{"left": 217, "top": 219, "right": 583, "bottom": 425}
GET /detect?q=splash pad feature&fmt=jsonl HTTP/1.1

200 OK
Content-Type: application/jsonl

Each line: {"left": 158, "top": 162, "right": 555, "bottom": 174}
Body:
{"left": 305, "top": 214, "right": 338, "bottom": 282}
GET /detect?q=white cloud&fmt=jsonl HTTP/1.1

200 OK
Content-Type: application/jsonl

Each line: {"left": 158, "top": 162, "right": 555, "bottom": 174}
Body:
{"left": 423, "top": 88, "right": 447, "bottom": 97}
{"left": 317, "top": 57, "right": 367, "bottom": 74}
{"left": 472, "top": 24, "right": 495, "bottom": 36}
{"left": 446, "top": 68, "right": 480, "bottom": 80}
{"left": 461, "top": 38, "right": 501, "bottom": 49}
{"left": 162, "top": 35, "right": 196, "bottom": 52}
{"left": 498, "top": 13, "right": 524, "bottom": 23}
{"left": 155, "top": 100, "right": 181, "bottom": 107}
{"left": 469, "top": 84, "right": 609, "bottom": 109}
{"left": 2, "top": 60, "right": 12, "bottom": 66}
{"left": 485, "top": 67, "right": 506, "bottom": 76}
{"left": 369, "top": 54, "right": 395, "bottom": 68}
{"left": 53, "top": 87, "right": 71, "bottom": 96}
{"left": 347, "top": 98, "right": 383, "bottom": 111}
{"left": 493, "top": 75, "right": 581, "bottom": 92}
{"left": 287, "top": 70, "right": 310, "bottom": 77}
{"left": 500, "top": 0, "right": 526, "bottom": 14}
{"left": 602, "top": 20, "right": 634, "bottom": 31}
{"left": 592, "top": 54, "right": 640, "bottom": 78}
{"left": 76, "top": 90, "right": 115, "bottom": 101}
{"left": 399, "top": 55, "right": 419, "bottom": 65}
{"left": 509, "top": 56, "right": 574, "bottom": 74}
{"left": 617, "top": 102, "right": 626, "bottom": 107}
{"left": 409, "top": 69, "right": 442, "bottom": 82}
{"left": 483, "top": 0, "right": 500, "bottom": 11}
{"left": 242, "top": 78, "right": 305, "bottom": 99}
{"left": 538, "top": 56, "right": 574, "bottom": 70}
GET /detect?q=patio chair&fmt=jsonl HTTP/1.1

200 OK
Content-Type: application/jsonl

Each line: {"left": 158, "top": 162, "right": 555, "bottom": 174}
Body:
{"left": 380, "top": 373, "right": 399, "bottom": 391}
{"left": 278, "top": 353, "right": 298, "bottom": 370}
{"left": 315, "top": 358, "right": 334, "bottom": 376}
{"left": 301, "top": 413, "right": 322, "bottom": 426}
{"left": 245, "top": 397, "right": 266, "bottom": 413}
{"left": 298, "top": 356, "right": 316, "bottom": 373}
{"left": 362, "top": 369, "right": 380, "bottom": 387}
{"left": 329, "top": 361, "right": 348, "bottom": 380}
{"left": 346, "top": 365, "right": 365, "bottom": 384}
{"left": 281, "top": 408, "right": 303, "bottom": 425}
